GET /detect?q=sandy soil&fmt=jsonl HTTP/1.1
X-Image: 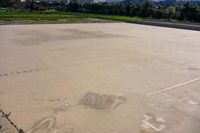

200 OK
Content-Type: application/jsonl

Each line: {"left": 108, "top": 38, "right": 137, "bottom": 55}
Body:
{"left": 0, "top": 23, "right": 200, "bottom": 133}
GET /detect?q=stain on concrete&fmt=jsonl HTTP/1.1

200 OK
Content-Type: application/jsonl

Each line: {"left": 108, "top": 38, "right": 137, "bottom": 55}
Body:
{"left": 80, "top": 92, "right": 126, "bottom": 110}
{"left": 3, "top": 74, "right": 8, "bottom": 76}
{"left": 16, "top": 29, "right": 128, "bottom": 45}
{"left": 188, "top": 67, "right": 199, "bottom": 71}
{"left": 48, "top": 98, "right": 60, "bottom": 102}
{"left": 0, "top": 67, "right": 47, "bottom": 78}
{"left": 63, "top": 29, "right": 125, "bottom": 39}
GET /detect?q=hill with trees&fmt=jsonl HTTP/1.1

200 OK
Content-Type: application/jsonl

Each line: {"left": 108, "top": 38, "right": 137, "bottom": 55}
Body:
{"left": 1, "top": 0, "right": 200, "bottom": 22}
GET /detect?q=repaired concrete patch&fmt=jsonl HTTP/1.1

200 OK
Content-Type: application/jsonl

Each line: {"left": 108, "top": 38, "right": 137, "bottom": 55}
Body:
{"left": 80, "top": 92, "right": 126, "bottom": 110}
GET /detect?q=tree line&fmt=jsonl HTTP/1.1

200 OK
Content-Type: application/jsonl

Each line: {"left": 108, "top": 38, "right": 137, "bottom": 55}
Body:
{"left": 1, "top": 0, "right": 200, "bottom": 22}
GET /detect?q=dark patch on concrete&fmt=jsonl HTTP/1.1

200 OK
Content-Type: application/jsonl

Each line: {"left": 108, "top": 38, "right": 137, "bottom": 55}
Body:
{"left": 188, "top": 67, "right": 199, "bottom": 71}
{"left": 34, "top": 68, "right": 39, "bottom": 71}
{"left": 3, "top": 74, "right": 8, "bottom": 76}
{"left": 48, "top": 98, "right": 60, "bottom": 102}
{"left": 16, "top": 71, "right": 21, "bottom": 74}
{"left": 22, "top": 70, "right": 27, "bottom": 73}
{"left": 28, "top": 69, "right": 33, "bottom": 72}
{"left": 0, "top": 67, "right": 47, "bottom": 78}
{"left": 80, "top": 92, "right": 116, "bottom": 110}
{"left": 80, "top": 92, "right": 126, "bottom": 110}
{"left": 10, "top": 73, "right": 14, "bottom": 75}
{"left": 51, "top": 48, "right": 68, "bottom": 51}
{"left": 17, "top": 29, "right": 128, "bottom": 46}
{"left": 63, "top": 29, "right": 127, "bottom": 40}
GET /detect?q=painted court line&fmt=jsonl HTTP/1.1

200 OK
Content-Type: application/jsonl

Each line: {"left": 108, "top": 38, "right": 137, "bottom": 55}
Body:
{"left": 148, "top": 77, "right": 200, "bottom": 96}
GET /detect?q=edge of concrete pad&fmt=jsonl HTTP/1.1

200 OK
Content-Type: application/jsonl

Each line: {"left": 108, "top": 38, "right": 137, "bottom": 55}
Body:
{"left": 127, "top": 20, "right": 200, "bottom": 31}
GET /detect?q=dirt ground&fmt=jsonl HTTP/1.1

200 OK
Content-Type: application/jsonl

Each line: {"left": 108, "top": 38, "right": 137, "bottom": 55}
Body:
{"left": 0, "top": 23, "right": 200, "bottom": 133}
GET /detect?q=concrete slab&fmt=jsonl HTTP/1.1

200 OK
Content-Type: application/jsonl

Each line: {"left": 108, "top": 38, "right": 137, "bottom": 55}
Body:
{"left": 0, "top": 23, "right": 200, "bottom": 133}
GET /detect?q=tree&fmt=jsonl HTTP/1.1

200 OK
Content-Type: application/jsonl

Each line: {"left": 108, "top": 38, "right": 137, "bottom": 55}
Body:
{"left": 152, "top": 8, "right": 165, "bottom": 19}
{"left": 26, "top": 0, "right": 32, "bottom": 9}
{"left": 138, "top": 0, "right": 153, "bottom": 17}
{"left": 10, "top": 0, "right": 21, "bottom": 9}
{"left": 68, "top": 3, "right": 79, "bottom": 12}
{"left": 179, "top": 3, "right": 200, "bottom": 21}
{"left": 168, "top": 6, "right": 176, "bottom": 19}
{"left": 0, "top": 0, "right": 11, "bottom": 7}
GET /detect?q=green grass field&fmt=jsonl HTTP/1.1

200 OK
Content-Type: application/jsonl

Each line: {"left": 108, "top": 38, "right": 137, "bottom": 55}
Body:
{"left": 0, "top": 10, "right": 143, "bottom": 24}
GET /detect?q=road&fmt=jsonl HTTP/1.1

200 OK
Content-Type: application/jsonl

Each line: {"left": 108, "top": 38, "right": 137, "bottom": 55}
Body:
{"left": 0, "top": 23, "right": 200, "bottom": 133}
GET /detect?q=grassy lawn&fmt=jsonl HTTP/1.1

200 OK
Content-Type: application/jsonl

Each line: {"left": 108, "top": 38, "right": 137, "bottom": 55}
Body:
{"left": 0, "top": 10, "right": 143, "bottom": 24}
{"left": 0, "top": 10, "right": 82, "bottom": 19}
{"left": 69, "top": 12, "right": 143, "bottom": 21}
